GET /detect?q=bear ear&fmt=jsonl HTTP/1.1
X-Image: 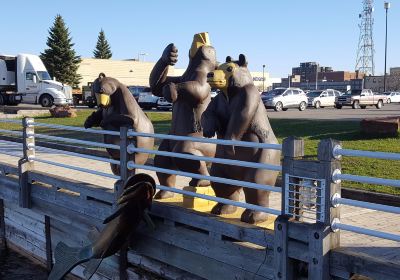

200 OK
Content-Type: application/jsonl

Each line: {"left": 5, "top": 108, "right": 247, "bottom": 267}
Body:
{"left": 98, "top": 73, "right": 106, "bottom": 80}
{"left": 238, "top": 54, "right": 248, "bottom": 67}
{"left": 225, "top": 56, "right": 232, "bottom": 63}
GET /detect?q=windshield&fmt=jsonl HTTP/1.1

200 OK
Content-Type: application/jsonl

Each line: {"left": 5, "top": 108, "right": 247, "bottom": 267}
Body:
{"left": 265, "top": 89, "right": 285, "bottom": 96}
{"left": 37, "top": 71, "right": 52, "bottom": 80}
{"left": 345, "top": 89, "right": 362, "bottom": 95}
{"left": 307, "top": 91, "right": 323, "bottom": 97}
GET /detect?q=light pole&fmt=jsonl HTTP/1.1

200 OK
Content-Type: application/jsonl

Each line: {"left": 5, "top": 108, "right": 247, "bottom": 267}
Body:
{"left": 384, "top": 2, "right": 390, "bottom": 92}
{"left": 288, "top": 75, "right": 291, "bottom": 88}
{"left": 262, "top": 65, "right": 265, "bottom": 92}
{"left": 315, "top": 63, "right": 319, "bottom": 90}
{"left": 137, "top": 52, "right": 149, "bottom": 61}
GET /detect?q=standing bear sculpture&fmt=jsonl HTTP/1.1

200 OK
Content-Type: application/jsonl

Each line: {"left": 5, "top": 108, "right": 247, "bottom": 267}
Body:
{"left": 84, "top": 74, "right": 154, "bottom": 175}
{"left": 149, "top": 32, "right": 217, "bottom": 198}
{"left": 202, "top": 55, "right": 281, "bottom": 224}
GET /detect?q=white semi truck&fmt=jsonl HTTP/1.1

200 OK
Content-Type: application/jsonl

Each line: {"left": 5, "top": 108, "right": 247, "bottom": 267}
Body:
{"left": 0, "top": 54, "right": 73, "bottom": 107}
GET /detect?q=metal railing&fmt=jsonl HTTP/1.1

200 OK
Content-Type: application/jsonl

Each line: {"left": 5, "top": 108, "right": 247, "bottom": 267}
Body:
{"left": 329, "top": 144, "right": 400, "bottom": 242}
{"left": 0, "top": 117, "right": 399, "bottom": 245}
{"left": 0, "top": 118, "right": 123, "bottom": 184}
{"left": 127, "top": 129, "right": 283, "bottom": 216}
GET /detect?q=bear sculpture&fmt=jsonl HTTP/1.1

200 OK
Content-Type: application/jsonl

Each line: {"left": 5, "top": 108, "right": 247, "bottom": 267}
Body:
{"left": 84, "top": 75, "right": 154, "bottom": 175}
{"left": 149, "top": 32, "right": 217, "bottom": 198}
{"left": 202, "top": 55, "right": 281, "bottom": 224}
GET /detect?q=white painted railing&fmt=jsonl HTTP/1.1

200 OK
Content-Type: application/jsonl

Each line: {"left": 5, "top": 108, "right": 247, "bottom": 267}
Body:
{"left": 330, "top": 145, "right": 400, "bottom": 242}
{"left": 0, "top": 117, "right": 399, "bottom": 243}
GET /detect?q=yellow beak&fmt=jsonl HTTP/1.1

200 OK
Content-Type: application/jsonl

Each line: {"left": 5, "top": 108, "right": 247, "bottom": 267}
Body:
{"left": 96, "top": 93, "right": 111, "bottom": 107}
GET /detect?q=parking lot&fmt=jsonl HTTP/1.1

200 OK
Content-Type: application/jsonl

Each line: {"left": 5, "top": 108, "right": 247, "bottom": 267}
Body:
{"left": 1, "top": 103, "right": 399, "bottom": 121}
{"left": 265, "top": 103, "right": 400, "bottom": 120}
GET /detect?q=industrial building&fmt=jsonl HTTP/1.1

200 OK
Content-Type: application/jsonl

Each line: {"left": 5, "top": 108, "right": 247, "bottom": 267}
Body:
{"left": 364, "top": 68, "right": 400, "bottom": 92}
{"left": 273, "top": 62, "right": 364, "bottom": 91}
{"left": 77, "top": 58, "right": 280, "bottom": 92}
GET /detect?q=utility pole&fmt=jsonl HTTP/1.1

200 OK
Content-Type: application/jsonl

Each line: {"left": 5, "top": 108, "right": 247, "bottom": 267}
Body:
{"left": 383, "top": 2, "right": 390, "bottom": 92}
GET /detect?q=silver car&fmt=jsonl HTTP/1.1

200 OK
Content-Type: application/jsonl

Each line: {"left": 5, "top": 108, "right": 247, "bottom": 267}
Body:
{"left": 262, "top": 87, "right": 308, "bottom": 112}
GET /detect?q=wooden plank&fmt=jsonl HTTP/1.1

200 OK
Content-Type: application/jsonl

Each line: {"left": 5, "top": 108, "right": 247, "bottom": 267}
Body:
{"left": 131, "top": 235, "right": 272, "bottom": 280}
{"left": 5, "top": 223, "right": 46, "bottom": 260}
{"left": 127, "top": 251, "right": 203, "bottom": 280}
{"left": 0, "top": 162, "right": 19, "bottom": 176}
{"left": 30, "top": 182, "right": 112, "bottom": 220}
{"left": 0, "top": 199, "right": 5, "bottom": 254}
{"left": 330, "top": 248, "right": 400, "bottom": 280}
{"left": 274, "top": 216, "right": 294, "bottom": 280}
{"left": 136, "top": 221, "right": 274, "bottom": 276}
{"left": 28, "top": 170, "right": 114, "bottom": 204}
{"left": 45, "top": 215, "right": 53, "bottom": 271}
{"left": 149, "top": 201, "right": 274, "bottom": 247}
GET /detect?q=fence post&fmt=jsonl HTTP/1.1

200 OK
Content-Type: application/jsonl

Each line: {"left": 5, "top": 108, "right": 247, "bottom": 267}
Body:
{"left": 115, "top": 126, "right": 134, "bottom": 280}
{"left": 274, "top": 136, "right": 304, "bottom": 280}
{"left": 307, "top": 138, "right": 341, "bottom": 280}
{"left": 18, "top": 117, "right": 35, "bottom": 208}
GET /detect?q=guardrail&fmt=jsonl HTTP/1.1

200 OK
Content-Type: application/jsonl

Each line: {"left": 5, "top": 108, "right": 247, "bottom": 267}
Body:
{"left": 0, "top": 117, "right": 399, "bottom": 279}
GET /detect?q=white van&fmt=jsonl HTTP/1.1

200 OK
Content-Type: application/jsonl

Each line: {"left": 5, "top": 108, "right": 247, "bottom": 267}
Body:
{"left": 0, "top": 54, "right": 72, "bottom": 107}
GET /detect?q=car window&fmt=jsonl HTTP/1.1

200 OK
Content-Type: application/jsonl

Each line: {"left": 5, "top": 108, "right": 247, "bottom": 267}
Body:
{"left": 284, "top": 90, "right": 293, "bottom": 96}
{"left": 328, "top": 90, "right": 334, "bottom": 97}
{"left": 334, "top": 90, "right": 340, "bottom": 96}
{"left": 292, "top": 90, "right": 299, "bottom": 95}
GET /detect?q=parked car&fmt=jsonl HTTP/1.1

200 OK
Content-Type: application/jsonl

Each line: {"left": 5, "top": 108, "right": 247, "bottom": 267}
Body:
{"left": 383, "top": 92, "right": 400, "bottom": 103}
{"left": 138, "top": 90, "right": 159, "bottom": 110}
{"left": 157, "top": 97, "right": 172, "bottom": 111}
{"left": 210, "top": 89, "right": 221, "bottom": 99}
{"left": 262, "top": 87, "right": 308, "bottom": 112}
{"left": 335, "top": 89, "right": 387, "bottom": 109}
{"left": 307, "top": 89, "right": 341, "bottom": 109}
{"left": 128, "top": 86, "right": 149, "bottom": 102}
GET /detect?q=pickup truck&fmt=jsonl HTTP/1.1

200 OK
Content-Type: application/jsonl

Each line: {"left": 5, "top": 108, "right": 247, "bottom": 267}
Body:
{"left": 335, "top": 89, "right": 387, "bottom": 109}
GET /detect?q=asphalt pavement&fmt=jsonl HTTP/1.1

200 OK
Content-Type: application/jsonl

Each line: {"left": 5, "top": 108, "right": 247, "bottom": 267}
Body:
{"left": 3, "top": 103, "right": 400, "bottom": 121}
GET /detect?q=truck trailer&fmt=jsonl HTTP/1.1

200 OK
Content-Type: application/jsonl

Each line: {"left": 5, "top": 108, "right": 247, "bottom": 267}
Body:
{"left": 0, "top": 54, "right": 73, "bottom": 107}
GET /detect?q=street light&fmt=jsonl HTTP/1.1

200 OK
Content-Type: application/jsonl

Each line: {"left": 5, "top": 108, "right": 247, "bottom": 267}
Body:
{"left": 137, "top": 52, "right": 149, "bottom": 61}
{"left": 383, "top": 2, "right": 390, "bottom": 92}
{"left": 262, "top": 65, "right": 265, "bottom": 92}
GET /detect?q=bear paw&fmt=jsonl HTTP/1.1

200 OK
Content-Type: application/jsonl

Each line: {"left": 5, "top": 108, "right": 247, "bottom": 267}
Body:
{"left": 211, "top": 203, "right": 237, "bottom": 215}
{"left": 189, "top": 179, "right": 210, "bottom": 187}
{"left": 241, "top": 210, "right": 268, "bottom": 224}
{"left": 154, "top": 190, "right": 175, "bottom": 199}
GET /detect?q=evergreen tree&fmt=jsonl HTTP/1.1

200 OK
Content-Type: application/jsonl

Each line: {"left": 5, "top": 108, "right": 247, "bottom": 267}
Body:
{"left": 40, "top": 15, "right": 81, "bottom": 87}
{"left": 93, "top": 29, "right": 112, "bottom": 59}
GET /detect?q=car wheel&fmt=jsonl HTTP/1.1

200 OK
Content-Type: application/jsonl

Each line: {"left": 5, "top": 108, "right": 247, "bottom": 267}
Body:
{"left": 376, "top": 100, "right": 383, "bottom": 109}
{"left": 336, "top": 104, "right": 342, "bottom": 109}
{"left": 0, "top": 95, "right": 5, "bottom": 106}
{"left": 274, "top": 102, "right": 283, "bottom": 112}
{"left": 387, "top": 98, "right": 391, "bottom": 104}
{"left": 314, "top": 101, "right": 321, "bottom": 109}
{"left": 40, "top": 94, "right": 54, "bottom": 107}
{"left": 299, "top": 101, "right": 306, "bottom": 111}
{"left": 352, "top": 100, "right": 360, "bottom": 109}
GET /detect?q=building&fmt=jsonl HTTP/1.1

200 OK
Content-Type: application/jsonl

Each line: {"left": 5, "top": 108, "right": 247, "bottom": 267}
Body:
{"left": 363, "top": 68, "right": 400, "bottom": 92}
{"left": 292, "top": 62, "right": 333, "bottom": 82}
{"left": 77, "top": 58, "right": 280, "bottom": 91}
{"left": 272, "top": 62, "right": 365, "bottom": 91}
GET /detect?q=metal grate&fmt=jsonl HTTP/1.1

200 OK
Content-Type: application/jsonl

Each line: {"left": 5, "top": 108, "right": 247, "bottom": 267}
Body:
{"left": 284, "top": 174, "right": 326, "bottom": 223}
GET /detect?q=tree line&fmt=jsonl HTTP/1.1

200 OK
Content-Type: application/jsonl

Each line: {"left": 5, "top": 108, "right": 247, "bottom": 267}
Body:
{"left": 40, "top": 15, "right": 113, "bottom": 88}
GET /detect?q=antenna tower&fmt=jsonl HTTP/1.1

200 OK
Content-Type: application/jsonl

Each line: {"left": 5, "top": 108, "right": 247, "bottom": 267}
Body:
{"left": 355, "top": 0, "right": 375, "bottom": 75}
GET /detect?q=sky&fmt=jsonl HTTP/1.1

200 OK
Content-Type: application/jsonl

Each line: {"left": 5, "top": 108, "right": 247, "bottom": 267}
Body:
{"left": 1, "top": 0, "right": 399, "bottom": 78}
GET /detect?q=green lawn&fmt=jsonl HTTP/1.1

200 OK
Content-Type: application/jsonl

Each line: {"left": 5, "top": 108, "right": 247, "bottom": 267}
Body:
{"left": 0, "top": 110, "right": 399, "bottom": 195}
